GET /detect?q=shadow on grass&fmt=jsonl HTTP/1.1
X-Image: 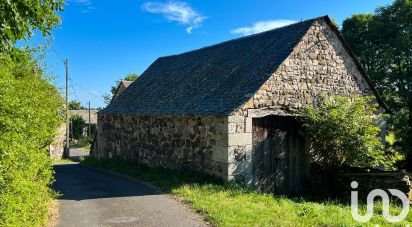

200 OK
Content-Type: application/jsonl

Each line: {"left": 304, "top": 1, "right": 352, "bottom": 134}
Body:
{"left": 81, "top": 156, "right": 224, "bottom": 193}
{"left": 80, "top": 156, "right": 351, "bottom": 205}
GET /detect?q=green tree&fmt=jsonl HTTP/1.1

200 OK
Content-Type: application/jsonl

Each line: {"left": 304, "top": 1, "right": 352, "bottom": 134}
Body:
{"left": 70, "top": 115, "right": 86, "bottom": 140}
{"left": 0, "top": 0, "right": 64, "bottom": 52}
{"left": 342, "top": 0, "right": 412, "bottom": 156}
{"left": 299, "top": 96, "right": 399, "bottom": 168}
{"left": 68, "top": 100, "right": 84, "bottom": 110}
{"left": 103, "top": 73, "right": 139, "bottom": 104}
{"left": 0, "top": 49, "right": 63, "bottom": 226}
{"left": 124, "top": 73, "right": 139, "bottom": 82}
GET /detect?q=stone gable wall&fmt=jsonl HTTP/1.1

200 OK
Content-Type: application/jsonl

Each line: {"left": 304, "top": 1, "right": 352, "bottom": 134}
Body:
{"left": 95, "top": 115, "right": 230, "bottom": 179}
{"left": 227, "top": 19, "right": 376, "bottom": 184}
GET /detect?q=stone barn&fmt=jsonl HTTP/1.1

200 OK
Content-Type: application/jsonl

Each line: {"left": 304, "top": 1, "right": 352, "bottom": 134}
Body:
{"left": 95, "top": 16, "right": 387, "bottom": 194}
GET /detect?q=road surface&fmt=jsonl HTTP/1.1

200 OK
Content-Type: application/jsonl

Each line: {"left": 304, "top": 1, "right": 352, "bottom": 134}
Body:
{"left": 53, "top": 149, "right": 206, "bottom": 227}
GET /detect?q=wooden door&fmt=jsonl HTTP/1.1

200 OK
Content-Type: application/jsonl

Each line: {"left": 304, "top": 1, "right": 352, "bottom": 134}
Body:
{"left": 252, "top": 115, "right": 307, "bottom": 194}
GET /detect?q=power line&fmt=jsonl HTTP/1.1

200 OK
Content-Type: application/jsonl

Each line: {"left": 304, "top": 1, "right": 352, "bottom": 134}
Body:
{"left": 47, "top": 46, "right": 105, "bottom": 104}
{"left": 69, "top": 79, "right": 79, "bottom": 101}
{"left": 69, "top": 78, "right": 105, "bottom": 102}
{"left": 49, "top": 45, "right": 65, "bottom": 64}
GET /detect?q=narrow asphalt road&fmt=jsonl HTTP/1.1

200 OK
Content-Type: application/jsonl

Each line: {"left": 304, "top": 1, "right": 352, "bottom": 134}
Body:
{"left": 53, "top": 149, "right": 207, "bottom": 227}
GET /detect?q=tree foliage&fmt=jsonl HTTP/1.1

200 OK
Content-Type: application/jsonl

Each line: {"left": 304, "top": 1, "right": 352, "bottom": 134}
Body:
{"left": 342, "top": 0, "right": 412, "bottom": 155}
{"left": 0, "top": 49, "right": 63, "bottom": 226}
{"left": 0, "top": 0, "right": 64, "bottom": 52}
{"left": 70, "top": 115, "right": 86, "bottom": 140}
{"left": 68, "top": 100, "right": 84, "bottom": 110}
{"left": 299, "top": 96, "right": 398, "bottom": 168}
{"left": 103, "top": 73, "right": 139, "bottom": 104}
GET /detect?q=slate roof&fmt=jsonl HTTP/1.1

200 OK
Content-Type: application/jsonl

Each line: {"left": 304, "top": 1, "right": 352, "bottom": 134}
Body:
{"left": 100, "top": 16, "right": 388, "bottom": 116}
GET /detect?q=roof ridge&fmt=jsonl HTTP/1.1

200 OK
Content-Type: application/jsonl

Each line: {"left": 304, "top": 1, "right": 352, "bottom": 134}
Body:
{"left": 159, "top": 15, "right": 328, "bottom": 60}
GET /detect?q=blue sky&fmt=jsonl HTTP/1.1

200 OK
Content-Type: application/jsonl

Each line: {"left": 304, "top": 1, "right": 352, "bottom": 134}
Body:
{"left": 35, "top": 0, "right": 393, "bottom": 108}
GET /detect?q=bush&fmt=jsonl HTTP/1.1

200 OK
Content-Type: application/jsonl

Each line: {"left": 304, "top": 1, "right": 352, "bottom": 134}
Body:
{"left": 70, "top": 115, "right": 86, "bottom": 140}
{"left": 0, "top": 49, "right": 63, "bottom": 226}
{"left": 299, "top": 95, "right": 398, "bottom": 169}
{"left": 70, "top": 136, "right": 92, "bottom": 149}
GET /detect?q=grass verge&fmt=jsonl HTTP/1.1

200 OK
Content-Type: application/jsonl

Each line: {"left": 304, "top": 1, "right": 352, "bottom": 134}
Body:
{"left": 81, "top": 157, "right": 412, "bottom": 226}
{"left": 46, "top": 200, "right": 60, "bottom": 227}
{"left": 54, "top": 159, "right": 76, "bottom": 164}
{"left": 69, "top": 136, "right": 91, "bottom": 150}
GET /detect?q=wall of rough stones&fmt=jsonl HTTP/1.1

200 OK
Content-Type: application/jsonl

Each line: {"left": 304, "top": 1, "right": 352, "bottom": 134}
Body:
{"left": 227, "top": 19, "right": 375, "bottom": 184}
{"left": 95, "top": 115, "right": 230, "bottom": 179}
{"left": 49, "top": 123, "right": 66, "bottom": 160}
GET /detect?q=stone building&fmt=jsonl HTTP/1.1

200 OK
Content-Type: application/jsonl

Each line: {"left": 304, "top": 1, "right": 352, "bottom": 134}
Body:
{"left": 70, "top": 110, "right": 98, "bottom": 126}
{"left": 95, "top": 16, "right": 387, "bottom": 194}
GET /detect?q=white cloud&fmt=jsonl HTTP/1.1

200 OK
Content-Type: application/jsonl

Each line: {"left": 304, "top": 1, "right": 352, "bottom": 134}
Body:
{"left": 230, "top": 19, "right": 296, "bottom": 36}
{"left": 142, "top": 1, "right": 206, "bottom": 33}
{"left": 80, "top": 6, "right": 95, "bottom": 13}
{"left": 67, "top": 0, "right": 92, "bottom": 5}
{"left": 89, "top": 90, "right": 100, "bottom": 96}
{"left": 66, "top": 0, "right": 94, "bottom": 13}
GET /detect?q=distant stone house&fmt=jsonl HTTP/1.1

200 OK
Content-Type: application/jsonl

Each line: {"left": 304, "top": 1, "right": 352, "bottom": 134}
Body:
{"left": 95, "top": 16, "right": 387, "bottom": 194}
{"left": 70, "top": 110, "right": 98, "bottom": 125}
{"left": 70, "top": 109, "right": 98, "bottom": 136}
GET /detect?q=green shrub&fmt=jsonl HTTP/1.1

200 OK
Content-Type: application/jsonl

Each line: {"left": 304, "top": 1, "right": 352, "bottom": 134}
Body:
{"left": 70, "top": 115, "right": 86, "bottom": 140}
{"left": 299, "top": 95, "right": 398, "bottom": 168}
{"left": 0, "top": 49, "right": 63, "bottom": 226}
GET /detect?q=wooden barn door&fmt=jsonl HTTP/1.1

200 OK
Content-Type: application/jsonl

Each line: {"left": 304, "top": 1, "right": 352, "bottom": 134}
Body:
{"left": 252, "top": 115, "right": 308, "bottom": 194}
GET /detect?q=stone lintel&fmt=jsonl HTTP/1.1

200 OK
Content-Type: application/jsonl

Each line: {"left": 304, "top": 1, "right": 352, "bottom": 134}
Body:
{"left": 247, "top": 108, "right": 292, "bottom": 118}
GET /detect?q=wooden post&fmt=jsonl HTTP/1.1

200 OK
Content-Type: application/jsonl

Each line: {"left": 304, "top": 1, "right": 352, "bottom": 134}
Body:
{"left": 64, "top": 59, "right": 70, "bottom": 158}
{"left": 88, "top": 101, "right": 91, "bottom": 137}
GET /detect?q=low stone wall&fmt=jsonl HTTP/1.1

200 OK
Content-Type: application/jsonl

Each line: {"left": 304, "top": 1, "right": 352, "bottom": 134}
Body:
{"left": 336, "top": 172, "right": 412, "bottom": 201}
{"left": 309, "top": 166, "right": 412, "bottom": 200}
{"left": 95, "top": 115, "right": 230, "bottom": 180}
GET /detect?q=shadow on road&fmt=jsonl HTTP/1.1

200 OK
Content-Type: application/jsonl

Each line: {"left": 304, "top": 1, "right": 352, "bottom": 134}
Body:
{"left": 53, "top": 163, "right": 161, "bottom": 201}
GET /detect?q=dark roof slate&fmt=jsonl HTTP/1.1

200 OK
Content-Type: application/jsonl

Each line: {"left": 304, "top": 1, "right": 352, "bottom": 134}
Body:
{"left": 100, "top": 17, "right": 320, "bottom": 116}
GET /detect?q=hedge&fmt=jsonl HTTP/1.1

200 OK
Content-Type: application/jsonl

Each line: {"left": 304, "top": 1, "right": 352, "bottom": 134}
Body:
{"left": 0, "top": 49, "right": 63, "bottom": 226}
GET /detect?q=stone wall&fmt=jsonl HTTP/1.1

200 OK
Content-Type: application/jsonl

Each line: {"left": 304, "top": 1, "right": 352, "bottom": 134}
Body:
{"left": 49, "top": 123, "right": 66, "bottom": 160}
{"left": 95, "top": 115, "right": 230, "bottom": 179}
{"left": 337, "top": 172, "right": 412, "bottom": 200}
{"left": 226, "top": 19, "right": 375, "bottom": 185}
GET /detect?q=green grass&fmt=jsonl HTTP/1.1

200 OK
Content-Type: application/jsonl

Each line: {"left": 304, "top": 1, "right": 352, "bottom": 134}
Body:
{"left": 54, "top": 159, "right": 76, "bottom": 164}
{"left": 70, "top": 136, "right": 91, "bottom": 150}
{"left": 81, "top": 157, "right": 412, "bottom": 226}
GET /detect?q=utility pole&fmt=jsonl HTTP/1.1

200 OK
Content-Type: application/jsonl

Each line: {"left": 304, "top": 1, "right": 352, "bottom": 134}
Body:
{"left": 64, "top": 59, "right": 70, "bottom": 158}
{"left": 88, "top": 101, "right": 91, "bottom": 137}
